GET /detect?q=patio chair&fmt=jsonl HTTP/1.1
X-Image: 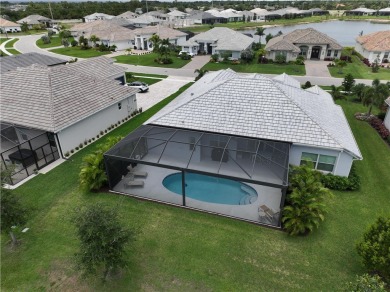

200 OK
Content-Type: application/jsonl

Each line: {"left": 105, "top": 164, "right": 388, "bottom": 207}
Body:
{"left": 123, "top": 173, "right": 144, "bottom": 188}
{"left": 258, "top": 205, "right": 277, "bottom": 222}
{"left": 127, "top": 165, "right": 148, "bottom": 178}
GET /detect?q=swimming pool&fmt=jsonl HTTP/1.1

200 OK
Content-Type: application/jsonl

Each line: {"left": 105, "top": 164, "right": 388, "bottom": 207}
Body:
{"left": 162, "top": 173, "right": 258, "bottom": 205}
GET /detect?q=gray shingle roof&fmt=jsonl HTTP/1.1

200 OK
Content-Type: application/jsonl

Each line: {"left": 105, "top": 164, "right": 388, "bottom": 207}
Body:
{"left": 0, "top": 52, "right": 67, "bottom": 74}
{"left": 147, "top": 69, "right": 361, "bottom": 159}
{"left": 0, "top": 64, "right": 138, "bottom": 133}
{"left": 17, "top": 14, "right": 52, "bottom": 25}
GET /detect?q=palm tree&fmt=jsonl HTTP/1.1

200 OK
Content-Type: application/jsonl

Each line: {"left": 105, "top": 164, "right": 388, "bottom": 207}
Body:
{"left": 330, "top": 85, "right": 344, "bottom": 100}
{"left": 254, "top": 27, "right": 266, "bottom": 45}
{"left": 364, "top": 79, "right": 390, "bottom": 115}
{"left": 149, "top": 33, "right": 161, "bottom": 53}
{"left": 362, "top": 86, "right": 376, "bottom": 116}
{"left": 89, "top": 34, "right": 100, "bottom": 47}
{"left": 352, "top": 83, "right": 367, "bottom": 102}
{"left": 194, "top": 69, "right": 209, "bottom": 81}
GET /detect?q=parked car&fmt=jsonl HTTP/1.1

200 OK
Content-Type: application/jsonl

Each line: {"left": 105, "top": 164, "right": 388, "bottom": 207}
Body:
{"left": 178, "top": 51, "right": 194, "bottom": 57}
{"left": 125, "top": 81, "right": 149, "bottom": 93}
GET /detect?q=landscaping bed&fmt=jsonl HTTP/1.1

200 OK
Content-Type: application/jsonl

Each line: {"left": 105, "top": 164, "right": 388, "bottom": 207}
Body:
{"left": 36, "top": 36, "right": 74, "bottom": 48}
{"left": 114, "top": 53, "right": 191, "bottom": 68}
{"left": 50, "top": 47, "right": 111, "bottom": 58}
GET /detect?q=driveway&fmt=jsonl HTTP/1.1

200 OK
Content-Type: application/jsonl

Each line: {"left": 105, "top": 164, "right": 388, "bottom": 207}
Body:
{"left": 136, "top": 76, "right": 194, "bottom": 111}
{"left": 181, "top": 55, "right": 210, "bottom": 70}
{"left": 304, "top": 60, "right": 332, "bottom": 77}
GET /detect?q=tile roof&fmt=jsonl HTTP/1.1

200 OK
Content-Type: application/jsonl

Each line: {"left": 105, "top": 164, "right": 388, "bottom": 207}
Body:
{"left": 0, "top": 52, "right": 67, "bottom": 74}
{"left": 190, "top": 27, "right": 254, "bottom": 51}
{"left": 63, "top": 57, "right": 125, "bottom": 79}
{"left": 147, "top": 69, "right": 361, "bottom": 159}
{"left": 130, "top": 14, "right": 162, "bottom": 24}
{"left": 0, "top": 64, "right": 138, "bottom": 133}
{"left": 265, "top": 35, "right": 300, "bottom": 52}
{"left": 116, "top": 11, "right": 139, "bottom": 19}
{"left": 132, "top": 25, "right": 187, "bottom": 39}
{"left": 356, "top": 30, "right": 390, "bottom": 52}
{"left": 0, "top": 18, "right": 20, "bottom": 27}
{"left": 266, "top": 28, "right": 342, "bottom": 52}
{"left": 84, "top": 12, "right": 115, "bottom": 20}
{"left": 17, "top": 14, "right": 51, "bottom": 25}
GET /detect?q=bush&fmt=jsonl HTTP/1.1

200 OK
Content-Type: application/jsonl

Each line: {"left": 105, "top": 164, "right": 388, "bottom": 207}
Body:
{"left": 275, "top": 53, "right": 286, "bottom": 64}
{"left": 64, "top": 152, "right": 70, "bottom": 157}
{"left": 240, "top": 49, "right": 255, "bottom": 63}
{"left": 179, "top": 52, "right": 191, "bottom": 60}
{"left": 75, "top": 146, "right": 79, "bottom": 151}
{"left": 302, "top": 81, "right": 312, "bottom": 89}
{"left": 377, "top": 112, "right": 386, "bottom": 121}
{"left": 295, "top": 55, "right": 305, "bottom": 65}
{"left": 369, "top": 117, "right": 390, "bottom": 139}
{"left": 344, "top": 274, "right": 386, "bottom": 292}
{"left": 356, "top": 217, "right": 390, "bottom": 282}
{"left": 79, "top": 143, "right": 83, "bottom": 148}
{"left": 84, "top": 140, "right": 88, "bottom": 146}
{"left": 70, "top": 149, "right": 74, "bottom": 153}
{"left": 41, "top": 35, "right": 51, "bottom": 44}
{"left": 231, "top": 60, "right": 240, "bottom": 65}
{"left": 211, "top": 53, "right": 219, "bottom": 62}
{"left": 320, "top": 163, "right": 361, "bottom": 191}
{"left": 100, "top": 130, "right": 104, "bottom": 135}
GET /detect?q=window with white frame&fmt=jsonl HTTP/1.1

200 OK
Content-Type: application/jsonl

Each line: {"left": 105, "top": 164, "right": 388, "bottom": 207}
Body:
{"left": 300, "top": 152, "right": 337, "bottom": 172}
{"left": 334, "top": 50, "right": 339, "bottom": 57}
{"left": 327, "top": 50, "right": 331, "bottom": 57}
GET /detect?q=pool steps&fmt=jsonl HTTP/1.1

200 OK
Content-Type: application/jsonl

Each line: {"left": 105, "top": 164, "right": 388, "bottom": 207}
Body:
{"left": 239, "top": 194, "right": 257, "bottom": 205}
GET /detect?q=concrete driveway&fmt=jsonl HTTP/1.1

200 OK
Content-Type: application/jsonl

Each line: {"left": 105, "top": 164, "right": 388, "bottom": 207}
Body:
{"left": 181, "top": 55, "right": 210, "bottom": 70}
{"left": 135, "top": 76, "right": 194, "bottom": 111}
{"left": 305, "top": 60, "right": 331, "bottom": 77}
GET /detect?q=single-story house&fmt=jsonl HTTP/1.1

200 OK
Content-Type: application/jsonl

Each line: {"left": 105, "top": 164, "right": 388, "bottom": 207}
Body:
{"left": 344, "top": 8, "right": 377, "bottom": 16}
{"left": 188, "top": 11, "right": 228, "bottom": 24}
{"left": 116, "top": 11, "right": 139, "bottom": 20}
{"left": 384, "top": 97, "right": 390, "bottom": 130}
{"left": 355, "top": 30, "right": 390, "bottom": 64}
{"left": 84, "top": 12, "right": 115, "bottom": 23}
{"left": 104, "top": 69, "right": 361, "bottom": 227}
{"left": 180, "top": 27, "right": 254, "bottom": 58}
{"left": 308, "top": 8, "right": 330, "bottom": 16}
{"left": 132, "top": 25, "right": 187, "bottom": 50}
{"left": 0, "top": 18, "right": 21, "bottom": 33}
{"left": 378, "top": 7, "right": 390, "bottom": 16}
{"left": 0, "top": 52, "right": 67, "bottom": 74}
{"left": 17, "top": 14, "right": 54, "bottom": 28}
{"left": 0, "top": 60, "right": 138, "bottom": 185}
{"left": 167, "top": 10, "right": 188, "bottom": 21}
{"left": 265, "top": 28, "right": 343, "bottom": 61}
{"left": 129, "top": 14, "right": 163, "bottom": 28}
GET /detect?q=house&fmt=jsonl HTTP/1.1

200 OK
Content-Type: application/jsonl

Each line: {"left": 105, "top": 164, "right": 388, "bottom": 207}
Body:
{"left": 0, "top": 60, "right": 138, "bottom": 185}
{"left": 17, "top": 14, "right": 54, "bottom": 28}
{"left": 104, "top": 69, "right": 361, "bottom": 227}
{"left": 83, "top": 12, "right": 115, "bottom": 23}
{"left": 132, "top": 25, "right": 187, "bottom": 50}
{"left": 116, "top": 11, "right": 139, "bottom": 20}
{"left": 265, "top": 28, "right": 343, "bottom": 61}
{"left": 0, "top": 18, "right": 21, "bottom": 33}
{"left": 378, "top": 7, "right": 390, "bottom": 16}
{"left": 70, "top": 20, "right": 135, "bottom": 50}
{"left": 344, "top": 8, "right": 377, "bottom": 16}
{"left": 0, "top": 52, "right": 67, "bottom": 74}
{"left": 188, "top": 11, "right": 228, "bottom": 24}
{"left": 355, "top": 31, "right": 390, "bottom": 64}
{"left": 180, "top": 27, "right": 254, "bottom": 58}
{"left": 384, "top": 97, "right": 390, "bottom": 130}
{"left": 130, "top": 14, "right": 162, "bottom": 28}
{"left": 167, "top": 10, "right": 188, "bottom": 21}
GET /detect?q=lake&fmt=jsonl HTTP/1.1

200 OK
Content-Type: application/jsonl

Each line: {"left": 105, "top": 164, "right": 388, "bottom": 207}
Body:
{"left": 241, "top": 20, "right": 390, "bottom": 47}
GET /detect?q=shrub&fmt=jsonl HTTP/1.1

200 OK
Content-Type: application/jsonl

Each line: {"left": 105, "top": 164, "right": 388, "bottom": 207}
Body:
{"left": 302, "top": 81, "right": 312, "bottom": 89}
{"left": 369, "top": 117, "right": 390, "bottom": 139}
{"left": 100, "top": 130, "right": 104, "bottom": 135}
{"left": 377, "top": 112, "right": 386, "bottom": 121}
{"left": 62, "top": 39, "right": 70, "bottom": 48}
{"left": 356, "top": 217, "right": 390, "bottom": 281}
{"left": 96, "top": 134, "right": 100, "bottom": 138}
{"left": 231, "top": 60, "right": 240, "bottom": 65}
{"left": 84, "top": 140, "right": 88, "bottom": 146}
{"left": 211, "top": 53, "right": 219, "bottom": 62}
{"left": 221, "top": 51, "right": 232, "bottom": 62}
{"left": 105, "top": 129, "right": 107, "bottom": 133}
{"left": 65, "top": 152, "right": 70, "bottom": 157}
{"left": 295, "top": 55, "right": 305, "bottom": 65}
{"left": 275, "top": 53, "right": 286, "bottom": 64}
{"left": 240, "top": 49, "right": 255, "bottom": 63}
{"left": 92, "top": 137, "right": 95, "bottom": 141}
{"left": 340, "top": 55, "right": 352, "bottom": 62}
{"left": 320, "top": 163, "right": 361, "bottom": 191}
{"left": 41, "top": 35, "right": 51, "bottom": 44}
{"left": 70, "top": 149, "right": 74, "bottom": 153}
{"left": 88, "top": 139, "right": 91, "bottom": 143}
{"left": 383, "top": 59, "right": 388, "bottom": 63}
{"left": 75, "top": 146, "right": 79, "bottom": 151}
{"left": 344, "top": 274, "right": 386, "bottom": 292}
{"left": 179, "top": 52, "right": 191, "bottom": 60}
{"left": 139, "top": 107, "right": 143, "bottom": 113}
{"left": 79, "top": 143, "right": 83, "bottom": 148}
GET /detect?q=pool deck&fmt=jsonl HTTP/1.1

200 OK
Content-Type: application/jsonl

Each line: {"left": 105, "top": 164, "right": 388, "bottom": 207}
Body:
{"left": 112, "top": 164, "right": 282, "bottom": 225}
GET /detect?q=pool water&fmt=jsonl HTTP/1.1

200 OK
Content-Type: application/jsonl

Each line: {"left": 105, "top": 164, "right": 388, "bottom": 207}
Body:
{"left": 162, "top": 173, "right": 258, "bottom": 205}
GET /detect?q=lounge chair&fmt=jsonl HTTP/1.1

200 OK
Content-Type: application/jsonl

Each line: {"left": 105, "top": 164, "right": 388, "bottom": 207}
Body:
{"left": 123, "top": 174, "right": 144, "bottom": 188}
{"left": 127, "top": 165, "right": 148, "bottom": 178}
{"left": 258, "top": 205, "right": 278, "bottom": 222}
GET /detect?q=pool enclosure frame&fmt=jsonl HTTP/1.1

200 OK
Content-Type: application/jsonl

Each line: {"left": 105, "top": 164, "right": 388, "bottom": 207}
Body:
{"left": 104, "top": 125, "right": 290, "bottom": 227}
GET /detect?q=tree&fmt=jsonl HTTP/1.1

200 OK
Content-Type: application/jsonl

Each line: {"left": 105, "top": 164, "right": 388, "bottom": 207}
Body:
{"left": 21, "top": 22, "right": 29, "bottom": 32}
{"left": 352, "top": 83, "right": 367, "bottom": 102}
{"left": 41, "top": 34, "right": 51, "bottom": 44}
{"left": 194, "top": 69, "right": 209, "bottom": 81}
{"left": 335, "top": 58, "right": 347, "bottom": 74}
{"left": 282, "top": 165, "right": 332, "bottom": 236}
{"left": 149, "top": 33, "right": 161, "bottom": 53}
{"left": 342, "top": 73, "right": 355, "bottom": 93}
{"left": 302, "top": 81, "right": 312, "bottom": 89}
{"left": 344, "top": 274, "right": 386, "bottom": 292}
{"left": 330, "top": 85, "right": 344, "bottom": 100}
{"left": 62, "top": 39, "right": 70, "bottom": 48}
{"left": 265, "top": 33, "right": 273, "bottom": 43}
{"left": 59, "top": 29, "right": 71, "bottom": 40}
{"left": 72, "top": 203, "right": 134, "bottom": 281}
{"left": 89, "top": 34, "right": 100, "bottom": 47}
{"left": 372, "top": 55, "right": 380, "bottom": 73}
{"left": 240, "top": 49, "right": 254, "bottom": 63}
{"left": 254, "top": 27, "right": 266, "bottom": 44}
{"left": 362, "top": 79, "right": 389, "bottom": 115}
{"left": 356, "top": 217, "right": 390, "bottom": 281}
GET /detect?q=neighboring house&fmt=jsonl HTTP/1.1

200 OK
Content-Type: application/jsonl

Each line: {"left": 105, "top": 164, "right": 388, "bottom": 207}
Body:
{"left": 105, "top": 17, "right": 135, "bottom": 29}
{"left": 0, "top": 61, "right": 138, "bottom": 184}
{"left": 17, "top": 14, "right": 54, "bottom": 28}
{"left": 130, "top": 14, "right": 162, "bottom": 28}
{"left": 180, "top": 27, "right": 254, "bottom": 58}
{"left": 250, "top": 8, "right": 270, "bottom": 21}
{"left": 104, "top": 69, "right": 361, "bottom": 227}
{"left": 135, "top": 8, "right": 143, "bottom": 15}
{"left": 71, "top": 20, "right": 135, "bottom": 50}
{"left": 378, "top": 7, "right": 390, "bottom": 16}
{"left": 167, "top": 10, "right": 188, "bottom": 20}
{"left": 132, "top": 25, "right": 187, "bottom": 50}
{"left": 355, "top": 30, "right": 390, "bottom": 64}
{"left": 344, "top": 8, "right": 377, "bottom": 16}
{"left": 308, "top": 8, "right": 330, "bottom": 16}
{"left": 188, "top": 11, "right": 227, "bottom": 24}
{"left": 116, "top": 11, "right": 139, "bottom": 20}
{"left": 384, "top": 97, "right": 390, "bottom": 130}
{"left": 84, "top": 12, "right": 115, "bottom": 23}
{"left": 0, "top": 52, "right": 67, "bottom": 74}
{"left": 0, "top": 17, "right": 21, "bottom": 33}
{"left": 265, "top": 28, "right": 343, "bottom": 61}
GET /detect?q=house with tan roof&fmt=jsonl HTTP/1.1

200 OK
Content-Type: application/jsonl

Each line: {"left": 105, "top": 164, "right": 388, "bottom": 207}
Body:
{"left": 355, "top": 30, "right": 390, "bottom": 64}
{"left": 0, "top": 18, "right": 21, "bottom": 33}
{"left": 17, "top": 14, "right": 55, "bottom": 28}
{"left": 132, "top": 25, "right": 187, "bottom": 50}
{"left": 265, "top": 28, "right": 342, "bottom": 61}
{"left": 84, "top": 12, "right": 115, "bottom": 23}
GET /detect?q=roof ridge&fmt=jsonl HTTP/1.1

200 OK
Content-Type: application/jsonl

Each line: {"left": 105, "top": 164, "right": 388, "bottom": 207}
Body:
{"left": 47, "top": 68, "right": 56, "bottom": 132}
{"left": 272, "top": 80, "right": 344, "bottom": 149}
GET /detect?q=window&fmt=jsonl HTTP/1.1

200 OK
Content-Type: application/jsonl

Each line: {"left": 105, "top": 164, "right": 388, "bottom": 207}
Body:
{"left": 334, "top": 50, "right": 338, "bottom": 57}
{"left": 300, "top": 152, "right": 337, "bottom": 172}
{"left": 327, "top": 50, "right": 331, "bottom": 57}
{"left": 384, "top": 52, "right": 389, "bottom": 59}
{"left": 118, "top": 102, "right": 122, "bottom": 110}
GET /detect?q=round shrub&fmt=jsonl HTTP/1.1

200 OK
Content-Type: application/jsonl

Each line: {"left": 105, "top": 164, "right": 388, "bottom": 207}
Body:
{"left": 75, "top": 146, "right": 79, "bottom": 151}
{"left": 65, "top": 152, "right": 70, "bottom": 157}
{"left": 344, "top": 274, "right": 386, "bottom": 292}
{"left": 70, "top": 149, "right": 74, "bottom": 154}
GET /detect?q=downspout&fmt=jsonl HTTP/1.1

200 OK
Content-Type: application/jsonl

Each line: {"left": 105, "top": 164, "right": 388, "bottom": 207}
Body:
{"left": 333, "top": 150, "right": 342, "bottom": 175}
{"left": 54, "top": 133, "right": 65, "bottom": 159}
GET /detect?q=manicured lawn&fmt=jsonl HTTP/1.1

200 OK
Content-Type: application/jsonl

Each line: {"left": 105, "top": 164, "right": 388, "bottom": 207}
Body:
{"left": 50, "top": 47, "right": 111, "bottom": 58}
{"left": 129, "top": 72, "right": 168, "bottom": 79}
{"left": 114, "top": 53, "right": 191, "bottom": 68}
{"left": 0, "top": 37, "right": 9, "bottom": 44}
{"left": 4, "top": 38, "right": 19, "bottom": 48}
{"left": 5, "top": 48, "right": 21, "bottom": 55}
{"left": 202, "top": 60, "right": 306, "bottom": 75}
{"left": 126, "top": 72, "right": 164, "bottom": 86}
{"left": 1, "top": 86, "right": 389, "bottom": 290}
{"left": 328, "top": 55, "right": 390, "bottom": 80}
{"left": 36, "top": 36, "right": 74, "bottom": 48}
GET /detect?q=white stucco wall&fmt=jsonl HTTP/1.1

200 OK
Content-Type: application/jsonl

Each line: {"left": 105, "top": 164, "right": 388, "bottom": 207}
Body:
{"left": 384, "top": 107, "right": 390, "bottom": 130}
{"left": 1, "top": 26, "right": 21, "bottom": 33}
{"left": 289, "top": 144, "right": 354, "bottom": 177}
{"left": 57, "top": 94, "right": 137, "bottom": 154}
{"left": 354, "top": 42, "right": 388, "bottom": 64}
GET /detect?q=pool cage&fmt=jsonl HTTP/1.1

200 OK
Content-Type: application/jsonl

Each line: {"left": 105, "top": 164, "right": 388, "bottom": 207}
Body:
{"left": 104, "top": 125, "right": 290, "bottom": 227}
{"left": 1, "top": 122, "right": 60, "bottom": 185}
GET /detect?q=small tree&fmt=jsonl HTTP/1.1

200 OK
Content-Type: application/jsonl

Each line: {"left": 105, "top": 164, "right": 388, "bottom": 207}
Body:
{"left": 71, "top": 40, "right": 78, "bottom": 47}
{"left": 344, "top": 274, "right": 386, "bottom": 292}
{"left": 352, "top": 83, "right": 367, "bottom": 102}
{"left": 21, "top": 22, "right": 28, "bottom": 32}
{"left": 72, "top": 203, "right": 134, "bottom": 281}
{"left": 254, "top": 27, "right": 266, "bottom": 45}
{"left": 240, "top": 49, "right": 254, "bottom": 64}
{"left": 372, "top": 55, "right": 380, "bottom": 73}
{"left": 221, "top": 51, "right": 232, "bottom": 62}
{"left": 330, "top": 85, "right": 344, "bottom": 100}
{"left": 62, "top": 39, "right": 70, "bottom": 48}
{"left": 41, "top": 35, "right": 51, "bottom": 44}
{"left": 342, "top": 73, "right": 355, "bottom": 93}
{"left": 295, "top": 55, "right": 305, "bottom": 65}
{"left": 211, "top": 53, "right": 219, "bottom": 62}
{"left": 59, "top": 29, "right": 71, "bottom": 40}
{"left": 356, "top": 217, "right": 390, "bottom": 281}
{"left": 275, "top": 53, "right": 286, "bottom": 64}
{"left": 265, "top": 33, "right": 273, "bottom": 43}
{"left": 335, "top": 58, "right": 347, "bottom": 74}
{"left": 194, "top": 69, "right": 209, "bottom": 81}
{"left": 89, "top": 34, "right": 100, "bottom": 46}
{"left": 149, "top": 33, "right": 161, "bottom": 53}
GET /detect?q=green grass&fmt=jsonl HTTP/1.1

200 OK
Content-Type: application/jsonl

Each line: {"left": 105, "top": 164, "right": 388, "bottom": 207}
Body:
{"left": 328, "top": 55, "right": 390, "bottom": 80}
{"left": 50, "top": 47, "right": 111, "bottom": 58}
{"left": 5, "top": 48, "right": 21, "bottom": 55}
{"left": 1, "top": 86, "right": 390, "bottom": 290}
{"left": 0, "top": 37, "right": 9, "bottom": 44}
{"left": 114, "top": 53, "right": 191, "bottom": 68}
{"left": 126, "top": 72, "right": 167, "bottom": 86}
{"left": 129, "top": 72, "right": 168, "bottom": 79}
{"left": 4, "top": 38, "right": 19, "bottom": 48}
{"left": 36, "top": 36, "right": 74, "bottom": 48}
{"left": 202, "top": 60, "right": 306, "bottom": 75}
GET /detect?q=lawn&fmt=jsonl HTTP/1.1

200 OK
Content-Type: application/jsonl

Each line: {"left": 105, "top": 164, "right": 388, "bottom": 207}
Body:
{"left": 202, "top": 60, "right": 306, "bottom": 75}
{"left": 114, "top": 53, "right": 191, "bottom": 68}
{"left": 50, "top": 47, "right": 111, "bottom": 58}
{"left": 3, "top": 38, "right": 21, "bottom": 55}
{"left": 328, "top": 55, "right": 390, "bottom": 80}
{"left": 36, "top": 36, "right": 74, "bottom": 48}
{"left": 1, "top": 86, "right": 390, "bottom": 290}
{"left": 5, "top": 48, "right": 21, "bottom": 55}
{"left": 126, "top": 72, "right": 166, "bottom": 86}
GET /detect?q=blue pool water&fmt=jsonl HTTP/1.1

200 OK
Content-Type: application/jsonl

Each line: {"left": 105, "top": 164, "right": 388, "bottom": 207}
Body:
{"left": 162, "top": 173, "right": 258, "bottom": 205}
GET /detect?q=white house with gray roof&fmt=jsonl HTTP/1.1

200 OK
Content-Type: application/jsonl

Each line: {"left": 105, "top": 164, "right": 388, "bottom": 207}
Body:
{"left": 180, "top": 27, "right": 254, "bottom": 58}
